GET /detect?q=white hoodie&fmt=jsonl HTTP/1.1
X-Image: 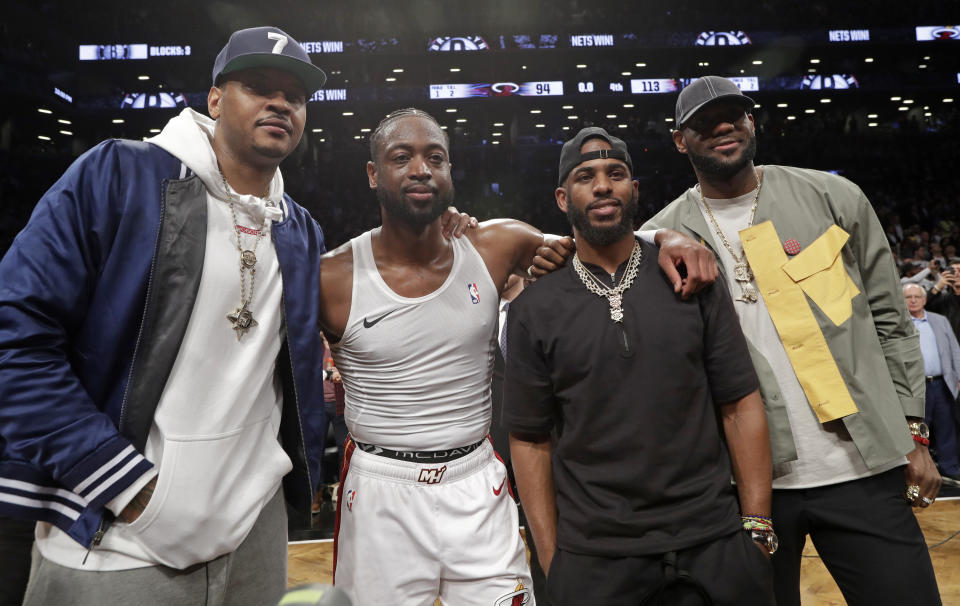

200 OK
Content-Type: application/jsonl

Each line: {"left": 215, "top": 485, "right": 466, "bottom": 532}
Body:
{"left": 37, "top": 108, "right": 294, "bottom": 571}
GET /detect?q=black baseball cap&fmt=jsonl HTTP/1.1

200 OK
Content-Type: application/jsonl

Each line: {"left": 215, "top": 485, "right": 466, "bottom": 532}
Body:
{"left": 557, "top": 127, "right": 633, "bottom": 186}
{"left": 212, "top": 26, "right": 327, "bottom": 94}
{"left": 675, "top": 75, "right": 754, "bottom": 128}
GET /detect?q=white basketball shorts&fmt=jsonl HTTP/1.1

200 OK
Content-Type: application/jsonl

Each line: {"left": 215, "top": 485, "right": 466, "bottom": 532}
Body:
{"left": 334, "top": 438, "right": 534, "bottom": 606}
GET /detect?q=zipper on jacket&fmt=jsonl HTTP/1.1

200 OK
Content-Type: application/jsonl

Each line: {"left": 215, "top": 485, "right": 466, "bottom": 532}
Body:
{"left": 280, "top": 292, "right": 314, "bottom": 508}
{"left": 118, "top": 183, "right": 167, "bottom": 430}
{"left": 81, "top": 517, "right": 107, "bottom": 566}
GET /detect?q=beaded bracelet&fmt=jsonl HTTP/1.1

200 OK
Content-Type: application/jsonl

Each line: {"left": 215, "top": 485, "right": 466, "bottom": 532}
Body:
{"left": 742, "top": 515, "right": 774, "bottom": 532}
{"left": 912, "top": 434, "right": 930, "bottom": 446}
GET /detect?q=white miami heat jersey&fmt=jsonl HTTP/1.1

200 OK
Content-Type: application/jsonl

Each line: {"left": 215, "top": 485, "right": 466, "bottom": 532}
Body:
{"left": 332, "top": 230, "right": 499, "bottom": 450}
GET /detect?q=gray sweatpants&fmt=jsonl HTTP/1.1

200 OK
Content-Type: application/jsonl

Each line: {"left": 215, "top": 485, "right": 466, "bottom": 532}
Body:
{"left": 22, "top": 488, "right": 288, "bottom": 606}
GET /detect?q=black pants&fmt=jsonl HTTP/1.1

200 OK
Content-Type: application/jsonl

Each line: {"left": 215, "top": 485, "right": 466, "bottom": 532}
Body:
{"left": 0, "top": 516, "right": 34, "bottom": 606}
{"left": 771, "top": 466, "right": 941, "bottom": 606}
{"left": 545, "top": 531, "right": 775, "bottom": 606}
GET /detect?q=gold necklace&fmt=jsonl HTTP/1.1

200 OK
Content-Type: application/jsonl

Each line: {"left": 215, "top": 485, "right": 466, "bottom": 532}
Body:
{"left": 697, "top": 169, "right": 762, "bottom": 303}
{"left": 571, "top": 240, "right": 643, "bottom": 323}
{"left": 220, "top": 171, "right": 268, "bottom": 340}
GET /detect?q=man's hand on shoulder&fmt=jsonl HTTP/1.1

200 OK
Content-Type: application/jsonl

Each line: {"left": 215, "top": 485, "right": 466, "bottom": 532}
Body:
{"left": 440, "top": 206, "right": 479, "bottom": 240}
{"left": 654, "top": 229, "right": 718, "bottom": 299}
{"left": 529, "top": 236, "right": 575, "bottom": 278}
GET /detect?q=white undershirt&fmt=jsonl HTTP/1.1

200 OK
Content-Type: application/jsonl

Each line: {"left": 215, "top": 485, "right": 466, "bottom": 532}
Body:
{"left": 695, "top": 187, "right": 900, "bottom": 488}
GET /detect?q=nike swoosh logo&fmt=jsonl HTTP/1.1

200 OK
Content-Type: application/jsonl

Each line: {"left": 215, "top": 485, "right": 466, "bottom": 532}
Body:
{"left": 493, "top": 477, "right": 506, "bottom": 496}
{"left": 363, "top": 310, "right": 397, "bottom": 329}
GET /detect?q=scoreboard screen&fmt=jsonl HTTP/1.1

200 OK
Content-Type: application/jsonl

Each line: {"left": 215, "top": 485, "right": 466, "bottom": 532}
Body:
{"left": 429, "top": 81, "right": 564, "bottom": 98}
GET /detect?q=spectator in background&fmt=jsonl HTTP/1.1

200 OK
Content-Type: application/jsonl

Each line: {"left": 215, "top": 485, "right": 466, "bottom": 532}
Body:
{"left": 927, "top": 263, "right": 960, "bottom": 338}
{"left": 311, "top": 333, "right": 347, "bottom": 513}
{"left": 903, "top": 284, "right": 960, "bottom": 486}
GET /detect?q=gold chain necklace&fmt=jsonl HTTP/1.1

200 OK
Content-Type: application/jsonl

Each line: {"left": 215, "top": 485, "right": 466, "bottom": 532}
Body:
{"left": 697, "top": 169, "right": 762, "bottom": 303}
{"left": 220, "top": 171, "right": 267, "bottom": 340}
{"left": 572, "top": 240, "right": 643, "bottom": 323}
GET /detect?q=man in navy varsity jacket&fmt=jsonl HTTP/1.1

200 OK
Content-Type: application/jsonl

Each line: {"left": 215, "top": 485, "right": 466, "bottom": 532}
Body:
{"left": 0, "top": 27, "right": 329, "bottom": 605}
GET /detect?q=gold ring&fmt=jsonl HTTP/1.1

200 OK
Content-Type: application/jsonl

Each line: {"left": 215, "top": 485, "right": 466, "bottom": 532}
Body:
{"left": 904, "top": 484, "right": 921, "bottom": 502}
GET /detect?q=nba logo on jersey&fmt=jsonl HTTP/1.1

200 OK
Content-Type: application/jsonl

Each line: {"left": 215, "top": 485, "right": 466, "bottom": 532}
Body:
{"left": 467, "top": 283, "right": 480, "bottom": 304}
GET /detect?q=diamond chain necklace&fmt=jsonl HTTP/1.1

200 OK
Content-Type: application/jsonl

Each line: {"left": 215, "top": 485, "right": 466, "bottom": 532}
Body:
{"left": 220, "top": 170, "right": 267, "bottom": 340}
{"left": 572, "top": 239, "right": 643, "bottom": 323}
{"left": 697, "top": 168, "right": 763, "bottom": 303}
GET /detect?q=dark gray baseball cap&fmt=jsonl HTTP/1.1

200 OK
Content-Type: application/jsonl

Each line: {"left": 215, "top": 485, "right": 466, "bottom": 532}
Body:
{"left": 557, "top": 127, "right": 633, "bottom": 186}
{"left": 212, "top": 26, "right": 326, "bottom": 94}
{"left": 675, "top": 76, "right": 754, "bottom": 128}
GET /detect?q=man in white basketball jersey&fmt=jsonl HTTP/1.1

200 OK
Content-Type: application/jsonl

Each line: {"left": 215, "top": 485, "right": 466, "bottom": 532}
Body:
{"left": 317, "top": 108, "right": 717, "bottom": 605}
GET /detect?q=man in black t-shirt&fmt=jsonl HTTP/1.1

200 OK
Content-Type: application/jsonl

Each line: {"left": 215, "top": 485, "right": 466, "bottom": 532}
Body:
{"left": 504, "top": 127, "right": 776, "bottom": 605}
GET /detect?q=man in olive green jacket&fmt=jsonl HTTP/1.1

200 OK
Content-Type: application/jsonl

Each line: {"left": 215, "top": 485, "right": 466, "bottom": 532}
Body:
{"left": 643, "top": 76, "right": 941, "bottom": 606}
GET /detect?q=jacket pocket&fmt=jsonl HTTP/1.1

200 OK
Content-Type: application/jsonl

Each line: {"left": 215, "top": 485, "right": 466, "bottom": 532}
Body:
{"left": 781, "top": 225, "right": 860, "bottom": 326}
{"left": 123, "top": 416, "right": 292, "bottom": 569}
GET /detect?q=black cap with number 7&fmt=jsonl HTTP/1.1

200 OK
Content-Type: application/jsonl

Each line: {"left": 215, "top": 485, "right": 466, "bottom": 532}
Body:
{"left": 212, "top": 26, "right": 327, "bottom": 94}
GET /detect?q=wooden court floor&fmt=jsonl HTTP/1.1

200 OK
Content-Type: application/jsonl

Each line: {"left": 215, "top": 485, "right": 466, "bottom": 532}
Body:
{"left": 287, "top": 499, "right": 960, "bottom": 605}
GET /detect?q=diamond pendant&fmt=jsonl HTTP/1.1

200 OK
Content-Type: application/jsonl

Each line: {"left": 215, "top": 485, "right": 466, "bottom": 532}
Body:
{"left": 240, "top": 250, "right": 257, "bottom": 268}
{"left": 736, "top": 283, "right": 759, "bottom": 303}
{"left": 227, "top": 303, "right": 259, "bottom": 340}
{"left": 608, "top": 294, "right": 624, "bottom": 323}
{"left": 733, "top": 262, "right": 752, "bottom": 282}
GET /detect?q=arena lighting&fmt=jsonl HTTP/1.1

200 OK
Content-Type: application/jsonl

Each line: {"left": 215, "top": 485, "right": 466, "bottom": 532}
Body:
{"left": 535, "top": 123, "right": 545, "bottom": 128}
{"left": 891, "top": 96, "right": 902, "bottom": 101}
{"left": 562, "top": 105, "right": 573, "bottom": 109}
{"left": 635, "top": 62, "right": 646, "bottom": 67}
{"left": 618, "top": 123, "right": 628, "bottom": 128}
{"left": 112, "top": 119, "right": 124, "bottom": 123}
{"left": 919, "top": 65, "right": 928, "bottom": 69}
{"left": 805, "top": 109, "right": 816, "bottom": 113}
{"left": 440, "top": 125, "right": 447, "bottom": 129}
{"left": 456, "top": 118, "right": 467, "bottom": 122}
{"left": 312, "top": 128, "right": 323, "bottom": 132}
{"left": 530, "top": 109, "right": 542, "bottom": 113}
{"left": 567, "top": 115, "right": 578, "bottom": 119}
{"left": 787, "top": 115, "right": 796, "bottom": 120}
{"left": 138, "top": 75, "right": 149, "bottom": 80}
{"left": 37, "top": 135, "right": 51, "bottom": 140}
{"left": 945, "top": 98, "right": 955, "bottom": 103}
{"left": 754, "top": 104, "right": 761, "bottom": 108}
{"left": 868, "top": 113, "right": 878, "bottom": 118}
{"left": 924, "top": 55, "right": 931, "bottom": 60}
{"left": 492, "top": 140, "right": 501, "bottom": 144}
{"left": 925, "top": 112, "right": 932, "bottom": 116}
{"left": 361, "top": 128, "right": 371, "bottom": 132}
{"left": 149, "top": 128, "right": 161, "bottom": 133}
{"left": 821, "top": 98, "right": 831, "bottom": 103}
{"left": 606, "top": 114, "right": 617, "bottom": 118}
{"left": 621, "top": 71, "right": 631, "bottom": 76}
{"left": 445, "top": 108, "right": 457, "bottom": 112}
{"left": 777, "top": 103, "right": 788, "bottom": 107}
{"left": 903, "top": 99, "right": 914, "bottom": 104}
{"left": 665, "top": 118, "right": 674, "bottom": 122}
{"left": 492, "top": 132, "right": 502, "bottom": 136}
{"left": 319, "top": 138, "right": 326, "bottom": 142}
{"left": 353, "top": 135, "right": 360, "bottom": 139}
{"left": 449, "top": 67, "right": 460, "bottom": 72}
{"left": 38, "top": 108, "right": 52, "bottom": 114}
{"left": 752, "top": 60, "right": 763, "bottom": 65}
{"left": 493, "top": 122, "right": 504, "bottom": 126}
{"left": 898, "top": 106, "right": 909, "bottom": 111}
{"left": 562, "top": 126, "right": 570, "bottom": 130}
{"left": 868, "top": 122, "right": 878, "bottom": 127}
{"left": 385, "top": 77, "right": 396, "bottom": 82}
{"left": 808, "top": 68, "right": 816, "bottom": 73}
{"left": 623, "top": 103, "right": 634, "bottom": 108}
{"left": 865, "top": 57, "right": 874, "bottom": 62}
{"left": 59, "top": 130, "right": 73, "bottom": 135}
{"left": 57, "top": 119, "right": 71, "bottom": 124}
{"left": 810, "top": 58, "right": 821, "bottom": 63}
{"left": 342, "top": 111, "right": 354, "bottom": 116}
{"left": 393, "top": 68, "right": 403, "bottom": 73}
{"left": 576, "top": 64, "right": 587, "bottom": 68}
